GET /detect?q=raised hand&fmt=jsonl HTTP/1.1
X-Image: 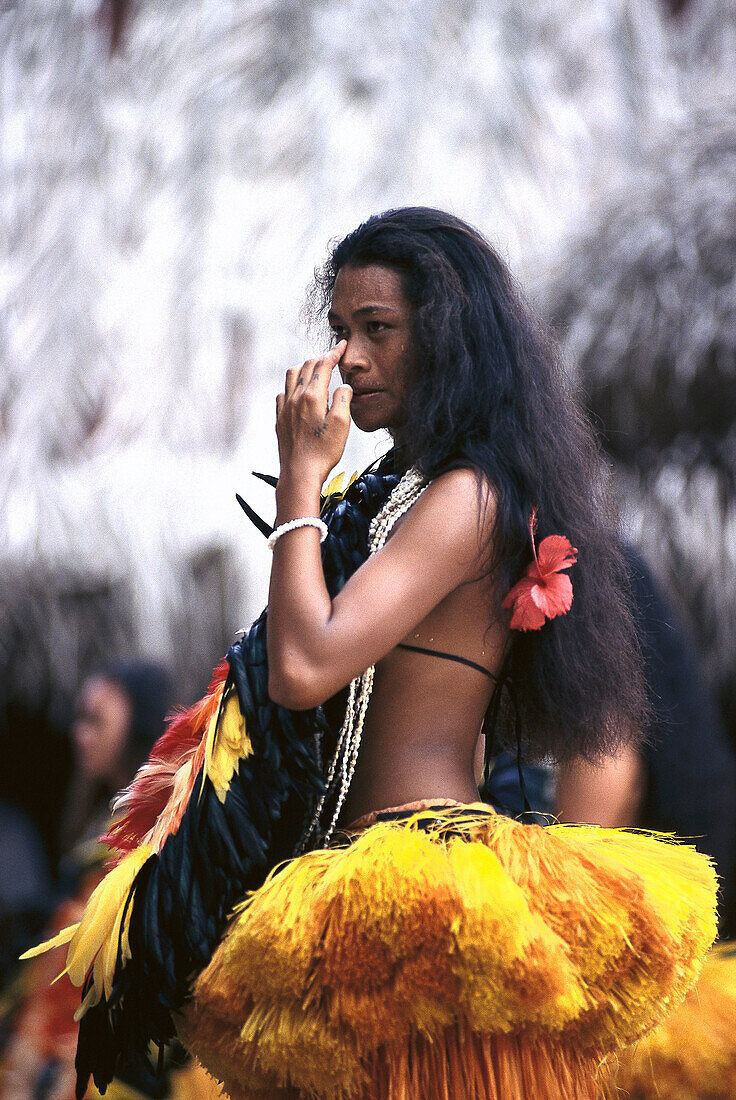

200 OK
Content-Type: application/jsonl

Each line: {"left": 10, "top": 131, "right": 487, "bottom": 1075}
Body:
{"left": 275, "top": 341, "right": 352, "bottom": 487}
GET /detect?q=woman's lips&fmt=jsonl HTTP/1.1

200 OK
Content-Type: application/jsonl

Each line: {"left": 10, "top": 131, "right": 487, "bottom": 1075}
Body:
{"left": 351, "top": 389, "right": 384, "bottom": 404}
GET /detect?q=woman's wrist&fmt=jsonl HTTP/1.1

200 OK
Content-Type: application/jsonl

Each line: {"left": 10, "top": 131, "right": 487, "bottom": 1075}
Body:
{"left": 275, "top": 471, "right": 322, "bottom": 526}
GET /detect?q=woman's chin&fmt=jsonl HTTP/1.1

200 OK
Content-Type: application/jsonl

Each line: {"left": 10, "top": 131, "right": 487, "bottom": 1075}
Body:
{"left": 350, "top": 410, "right": 390, "bottom": 434}
{"left": 350, "top": 407, "right": 406, "bottom": 438}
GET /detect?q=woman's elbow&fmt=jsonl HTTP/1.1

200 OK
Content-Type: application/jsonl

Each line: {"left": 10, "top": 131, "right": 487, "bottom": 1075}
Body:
{"left": 268, "top": 662, "right": 326, "bottom": 711}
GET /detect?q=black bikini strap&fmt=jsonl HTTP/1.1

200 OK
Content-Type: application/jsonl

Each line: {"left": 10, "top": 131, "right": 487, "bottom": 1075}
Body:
{"left": 397, "top": 642, "right": 497, "bottom": 681}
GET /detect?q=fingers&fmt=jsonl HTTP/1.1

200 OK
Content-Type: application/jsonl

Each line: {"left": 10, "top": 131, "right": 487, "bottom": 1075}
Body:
{"left": 325, "top": 339, "right": 347, "bottom": 363}
{"left": 305, "top": 360, "right": 331, "bottom": 402}
{"left": 284, "top": 365, "right": 304, "bottom": 399}
{"left": 306, "top": 343, "right": 349, "bottom": 423}
{"left": 284, "top": 341, "right": 346, "bottom": 401}
{"left": 276, "top": 392, "right": 285, "bottom": 420}
{"left": 327, "top": 383, "right": 353, "bottom": 424}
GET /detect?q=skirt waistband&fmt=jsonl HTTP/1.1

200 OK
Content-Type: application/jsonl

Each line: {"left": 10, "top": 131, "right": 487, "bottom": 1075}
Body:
{"left": 345, "top": 798, "right": 463, "bottom": 833}
{"left": 336, "top": 799, "right": 499, "bottom": 847}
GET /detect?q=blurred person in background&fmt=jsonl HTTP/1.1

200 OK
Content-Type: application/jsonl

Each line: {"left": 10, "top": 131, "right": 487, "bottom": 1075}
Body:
{"left": 556, "top": 546, "right": 736, "bottom": 939}
{"left": 58, "top": 662, "right": 174, "bottom": 876}
{"left": 543, "top": 111, "right": 736, "bottom": 1098}
{"left": 0, "top": 660, "right": 188, "bottom": 1100}
{"left": 584, "top": 552, "right": 736, "bottom": 1100}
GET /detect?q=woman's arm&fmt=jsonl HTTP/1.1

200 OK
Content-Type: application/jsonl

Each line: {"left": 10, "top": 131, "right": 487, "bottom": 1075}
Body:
{"left": 267, "top": 349, "right": 493, "bottom": 709}
{"left": 555, "top": 747, "right": 645, "bottom": 828}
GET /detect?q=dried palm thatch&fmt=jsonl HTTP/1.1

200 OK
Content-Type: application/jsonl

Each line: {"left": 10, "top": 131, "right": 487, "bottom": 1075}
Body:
{"left": 545, "top": 108, "right": 736, "bottom": 733}
{"left": 667, "top": 0, "right": 736, "bottom": 106}
{"left": 547, "top": 109, "right": 736, "bottom": 469}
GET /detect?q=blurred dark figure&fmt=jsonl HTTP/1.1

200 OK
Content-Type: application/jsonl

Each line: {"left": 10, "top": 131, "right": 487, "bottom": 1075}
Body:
{"left": 479, "top": 750, "right": 554, "bottom": 822}
{"left": 0, "top": 660, "right": 178, "bottom": 1099}
{"left": 0, "top": 698, "right": 73, "bottom": 882}
{"left": 58, "top": 661, "right": 174, "bottom": 871}
{"left": 558, "top": 547, "right": 736, "bottom": 938}
{"left": 0, "top": 802, "right": 54, "bottom": 992}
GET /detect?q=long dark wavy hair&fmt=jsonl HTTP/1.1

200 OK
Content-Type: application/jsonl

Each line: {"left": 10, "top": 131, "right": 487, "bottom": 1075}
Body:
{"left": 309, "top": 207, "right": 647, "bottom": 762}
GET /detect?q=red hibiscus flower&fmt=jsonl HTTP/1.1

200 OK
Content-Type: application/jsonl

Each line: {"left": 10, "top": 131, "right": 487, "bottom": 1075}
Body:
{"left": 502, "top": 511, "right": 578, "bottom": 631}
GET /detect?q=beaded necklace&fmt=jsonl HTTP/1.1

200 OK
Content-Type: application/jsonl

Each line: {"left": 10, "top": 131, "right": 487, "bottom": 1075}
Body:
{"left": 298, "top": 466, "right": 427, "bottom": 850}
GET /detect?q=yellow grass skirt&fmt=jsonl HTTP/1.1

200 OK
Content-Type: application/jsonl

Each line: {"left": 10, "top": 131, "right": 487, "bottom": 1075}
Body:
{"left": 601, "top": 943, "right": 736, "bottom": 1099}
{"left": 177, "top": 805, "right": 718, "bottom": 1100}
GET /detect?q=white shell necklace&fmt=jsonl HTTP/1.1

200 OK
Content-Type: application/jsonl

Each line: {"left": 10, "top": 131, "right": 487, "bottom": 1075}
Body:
{"left": 296, "top": 466, "right": 428, "bottom": 852}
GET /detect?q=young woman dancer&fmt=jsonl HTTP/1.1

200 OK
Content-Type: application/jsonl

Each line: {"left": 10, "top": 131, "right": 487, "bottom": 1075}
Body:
{"left": 31, "top": 210, "right": 717, "bottom": 1100}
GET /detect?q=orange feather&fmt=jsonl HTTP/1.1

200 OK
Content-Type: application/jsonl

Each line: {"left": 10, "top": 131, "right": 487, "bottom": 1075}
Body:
{"left": 102, "top": 660, "right": 229, "bottom": 862}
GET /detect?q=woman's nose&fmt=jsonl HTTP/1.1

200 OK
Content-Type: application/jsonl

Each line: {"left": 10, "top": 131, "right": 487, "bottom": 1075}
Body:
{"left": 340, "top": 335, "right": 370, "bottom": 373}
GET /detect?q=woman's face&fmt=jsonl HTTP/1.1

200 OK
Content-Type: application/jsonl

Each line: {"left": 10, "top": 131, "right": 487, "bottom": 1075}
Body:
{"left": 73, "top": 675, "right": 132, "bottom": 783}
{"left": 328, "top": 263, "right": 415, "bottom": 437}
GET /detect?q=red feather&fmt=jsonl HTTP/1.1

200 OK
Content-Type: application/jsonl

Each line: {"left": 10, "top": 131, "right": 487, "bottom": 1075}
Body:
{"left": 102, "top": 659, "right": 229, "bottom": 861}
{"left": 502, "top": 514, "right": 578, "bottom": 631}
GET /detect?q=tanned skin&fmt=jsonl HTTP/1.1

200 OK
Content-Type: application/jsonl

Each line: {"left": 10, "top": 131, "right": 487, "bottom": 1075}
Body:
{"left": 267, "top": 264, "right": 508, "bottom": 823}
{"left": 556, "top": 746, "right": 645, "bottom": 828}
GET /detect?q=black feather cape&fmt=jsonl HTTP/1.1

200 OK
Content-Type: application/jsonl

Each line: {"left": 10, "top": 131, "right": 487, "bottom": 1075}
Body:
{"left": 75, "top": 452, "right": 404, "bottom": 1097}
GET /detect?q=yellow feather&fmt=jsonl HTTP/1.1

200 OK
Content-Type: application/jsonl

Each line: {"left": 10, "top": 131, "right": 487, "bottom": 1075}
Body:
{"left": 62, "top": 845, "right": 152, "bottom": 1003}
{"left": 321, "top": 469, "right": 358, "bottom": 510}
{"left": 101, "top": 892, "right": 129, "bottom": 999}
{"left": 199, "top": 682, "right": 226, "bottom": 800}
{"left": 20, "top": 922, "right": 78, "bottom": 960}
{"left": 74, "top": 980, "right": 101, "bottom": 1022}
{"left": 602, "top": 944, "right": 736, "bottom": 1099}
{"left": 120, "top": 886, "right": 134, "bottom": 965}
{"left": 203, "top": 689, "right": 252, "bottom": 803}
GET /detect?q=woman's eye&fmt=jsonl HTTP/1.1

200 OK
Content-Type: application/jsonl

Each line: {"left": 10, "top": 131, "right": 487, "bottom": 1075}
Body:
{"left": 367, "top": 321, "right": 388, "bottom": 334}
{"left": 330, "top": 329, "right": 345, "bottom": 344}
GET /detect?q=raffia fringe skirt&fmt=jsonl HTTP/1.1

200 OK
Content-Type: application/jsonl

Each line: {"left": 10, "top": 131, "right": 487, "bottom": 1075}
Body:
{"left": 177, "top": 804, "right": 718, "bottom": 1100}
{"left": 600, "top": 942, "right": 736, "bottom": 1099}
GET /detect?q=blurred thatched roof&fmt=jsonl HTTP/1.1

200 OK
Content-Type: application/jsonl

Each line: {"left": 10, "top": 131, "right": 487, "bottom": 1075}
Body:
{"left": 547, "top": 110, "right": 736, "bottom": 474}
{"left": 545, "top": 106, "right": 736, "bottom": 730}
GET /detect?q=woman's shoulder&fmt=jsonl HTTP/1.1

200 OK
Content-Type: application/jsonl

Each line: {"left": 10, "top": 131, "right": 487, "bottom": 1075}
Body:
{"left": 420, "top": 465, "right": 497, "bottom": 522}
{"left": 390, "top": 465, "right": 496, "bottom": 571}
